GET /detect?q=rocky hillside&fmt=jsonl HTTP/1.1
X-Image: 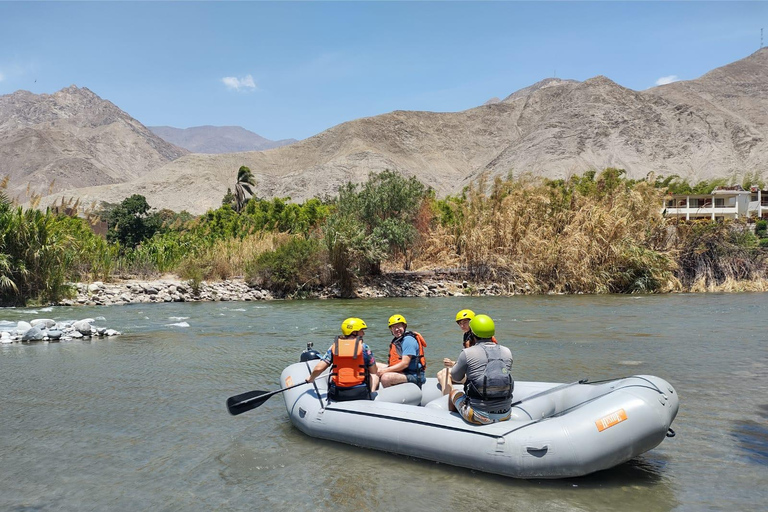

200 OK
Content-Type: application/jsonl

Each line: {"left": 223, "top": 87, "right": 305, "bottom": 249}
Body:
{"left": 148, "top": 125, "right": 296, "bottom": 154}
{"left": 0, "top": 86, "right": 188, "bottom": 202}
{"left": 27, "top": 48, "right": 768, "bottom": 214}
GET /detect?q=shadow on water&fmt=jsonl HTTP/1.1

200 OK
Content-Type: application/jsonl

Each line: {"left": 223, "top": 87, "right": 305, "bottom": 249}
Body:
{"left": 730, "top": 404, "right": 768, "bottom": 467}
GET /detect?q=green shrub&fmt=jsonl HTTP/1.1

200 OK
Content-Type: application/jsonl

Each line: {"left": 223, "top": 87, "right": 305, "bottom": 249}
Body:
{"left": 245, "top": 237, "right": 325, "bottom": 296}
{"left": 755, "top": 219, "right": 767, "bottom": 238}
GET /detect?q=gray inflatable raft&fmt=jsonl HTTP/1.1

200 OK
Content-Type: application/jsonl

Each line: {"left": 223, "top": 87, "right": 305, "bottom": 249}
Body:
{"left": 280, "top": 359, "right": 678, "bottom": 479}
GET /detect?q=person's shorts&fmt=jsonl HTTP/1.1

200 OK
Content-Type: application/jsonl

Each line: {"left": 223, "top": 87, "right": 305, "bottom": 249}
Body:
{"left": 452, "top": 391, "right": 510, "bottom": 425}
{"left": 329, "top": 384, "right": 371, "bottom": 402}
{"left": 406, "top": 371, "right": 426, "bottom": 387}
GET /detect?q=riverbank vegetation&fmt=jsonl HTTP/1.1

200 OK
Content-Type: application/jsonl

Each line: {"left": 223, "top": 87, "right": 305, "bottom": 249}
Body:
{"left": 2, "top": 168, "right": 767, "bottom": 305}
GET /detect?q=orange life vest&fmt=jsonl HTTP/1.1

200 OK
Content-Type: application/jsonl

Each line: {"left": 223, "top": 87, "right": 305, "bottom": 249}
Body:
{"left": 388, "top": 331, "right": 427, "bottom": 372}
{"left": 331, "top": 336, "right": 368, "bottom": 388}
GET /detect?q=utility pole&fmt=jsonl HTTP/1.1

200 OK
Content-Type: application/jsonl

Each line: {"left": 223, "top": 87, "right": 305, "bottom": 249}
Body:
{"left": 761, "top": 28, "right": 764, "bottom": 48}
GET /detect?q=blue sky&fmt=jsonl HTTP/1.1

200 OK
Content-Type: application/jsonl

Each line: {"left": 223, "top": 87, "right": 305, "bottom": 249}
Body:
{"left": 0, "top": 1, "right": 766, "bottom": 141}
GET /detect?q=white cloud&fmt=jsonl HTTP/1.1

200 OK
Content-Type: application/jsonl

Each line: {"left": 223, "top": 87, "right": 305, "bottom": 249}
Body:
{"left": 221, "top": 74, "right": 257, "bottom": 91}
{"left": 655, "top": 75, "right": 679, "bottom": 86}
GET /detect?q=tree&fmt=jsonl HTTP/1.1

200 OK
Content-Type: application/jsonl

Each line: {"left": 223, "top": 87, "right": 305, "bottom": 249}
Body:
{"left": 324, "top": 170, "right": 429, "bottom": 294}
{"left": 234, "top": 166, "right": 256, "bottom": 212}
{"left": 105, "top": 194, "right": 161, "bottom": 250}
{"left": 222, "top": 188, "right": 235, "bottom": 207}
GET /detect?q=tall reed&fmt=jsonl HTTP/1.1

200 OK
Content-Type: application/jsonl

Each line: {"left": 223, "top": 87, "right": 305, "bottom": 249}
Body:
{"left": 420, "top": 171, "right": 679, "bottom": 293}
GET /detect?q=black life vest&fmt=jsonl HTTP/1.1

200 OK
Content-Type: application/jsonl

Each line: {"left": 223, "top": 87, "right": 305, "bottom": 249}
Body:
{"left": 465, "top": 342, "right": 513, "bottom": 401}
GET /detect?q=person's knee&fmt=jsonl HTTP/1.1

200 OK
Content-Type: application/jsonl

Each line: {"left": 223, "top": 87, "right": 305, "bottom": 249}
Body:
{"left": 381, "top": 372, "right": 405, "bottom": 387}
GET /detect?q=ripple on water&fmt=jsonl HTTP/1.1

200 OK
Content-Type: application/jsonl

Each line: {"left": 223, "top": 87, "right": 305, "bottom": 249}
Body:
{"left": 731, "top": 404, "right": 768, "bottom": 466}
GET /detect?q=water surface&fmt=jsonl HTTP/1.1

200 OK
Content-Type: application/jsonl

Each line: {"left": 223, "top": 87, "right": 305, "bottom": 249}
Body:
{"left": 1, "top": 294, "right": 767, "bottom": 511}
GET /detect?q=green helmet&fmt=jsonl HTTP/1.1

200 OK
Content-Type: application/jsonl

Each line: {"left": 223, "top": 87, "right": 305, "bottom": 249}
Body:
{"left": 469, "top": 314, "right": 495, "bottom": 339}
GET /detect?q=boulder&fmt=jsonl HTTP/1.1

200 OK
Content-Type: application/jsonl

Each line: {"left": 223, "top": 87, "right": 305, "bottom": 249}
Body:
{"left": 72, "top": 320, "right": 93, "bottom": 335}
{"left": 31, "top": 319, "right": 56, "bottom": 329}
{"left": 16, "top": 321, "right": 32, "bottom": 336}
{"left": 22, "top": 326, "right": 45, "bottom": 342}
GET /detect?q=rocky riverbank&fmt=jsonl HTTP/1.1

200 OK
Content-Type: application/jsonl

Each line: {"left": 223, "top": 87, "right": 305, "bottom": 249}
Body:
{"left": 55, "top": 270, "right": 527, "bottom": 307}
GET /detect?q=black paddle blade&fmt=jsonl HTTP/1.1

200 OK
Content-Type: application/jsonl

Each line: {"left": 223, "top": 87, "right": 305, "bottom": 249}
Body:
{"left": 226, "top": 390, "right": 271, "bottom": 416}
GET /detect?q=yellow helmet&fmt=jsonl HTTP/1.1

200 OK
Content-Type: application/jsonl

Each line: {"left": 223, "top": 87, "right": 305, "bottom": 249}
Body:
{"left": 455, "top": 309, "right": 475, "bottom": 322}
{"left": 341, "top": 317, "right": 367, "bottom": 336}
{"left": 388, "top": 314, "right": 407, "bottom": 328}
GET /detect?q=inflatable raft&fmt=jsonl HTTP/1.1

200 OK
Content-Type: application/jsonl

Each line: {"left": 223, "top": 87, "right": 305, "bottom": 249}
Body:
{"left": 279, "top": 352, "right": 678, "bottom": 479}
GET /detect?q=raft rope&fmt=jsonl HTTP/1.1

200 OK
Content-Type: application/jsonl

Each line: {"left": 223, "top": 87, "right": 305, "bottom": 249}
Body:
{"left": 323, "top": 375, "right": 672, "bottom": 441}
{"left": 498, "top": 375, "right": 670, "bottom": 438}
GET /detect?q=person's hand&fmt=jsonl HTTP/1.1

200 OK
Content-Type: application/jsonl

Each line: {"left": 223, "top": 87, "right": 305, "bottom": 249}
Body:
{"left": 305, "top": 377, "right": 313, "bottom": 384}
{"left": 443, "top": 358, "right": 455, "bottom": 368}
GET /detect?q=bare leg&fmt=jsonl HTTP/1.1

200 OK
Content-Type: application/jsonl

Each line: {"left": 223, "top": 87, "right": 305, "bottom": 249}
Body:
{"left": 438, "top": 368, "right": 453, "bottom": 396}
{"left": 380, "top": 372, "right": 408, "bottom": 388}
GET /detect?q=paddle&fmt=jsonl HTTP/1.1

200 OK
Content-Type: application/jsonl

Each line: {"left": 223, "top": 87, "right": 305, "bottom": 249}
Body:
{"left": 226, "top": 381, "right": 308, "bottom": 416}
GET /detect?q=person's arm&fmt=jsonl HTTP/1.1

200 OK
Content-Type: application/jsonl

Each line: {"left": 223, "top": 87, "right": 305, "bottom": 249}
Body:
{"left": 450, "top": 351, "right": 468, "bottom": 384}
{"left": 380, "top": 335, "right": 418, "bottom": 374}
{"left": 379, "top": 354, "right": 411, "bottom": 374}
{"left": 306, "top": 359, "right": 330, "bottom": 383}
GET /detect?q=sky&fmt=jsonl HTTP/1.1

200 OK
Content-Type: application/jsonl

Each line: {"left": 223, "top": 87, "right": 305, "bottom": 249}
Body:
{"left": 0, "top": 1, "right": 766, "bottom": 141}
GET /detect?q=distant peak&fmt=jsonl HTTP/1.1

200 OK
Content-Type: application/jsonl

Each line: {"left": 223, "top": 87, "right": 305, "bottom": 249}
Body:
{"left": 502, "top": 77, "right": 579, "bottom": 103}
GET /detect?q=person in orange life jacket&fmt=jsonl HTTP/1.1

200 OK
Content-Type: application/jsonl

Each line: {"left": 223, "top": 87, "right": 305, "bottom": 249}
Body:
{"left": 305, "top": 317, "right": 380, "bottom": 402}
{"left": 444, "top": 314, "right": 514, "bottom": 425}
{"left": 376, "top": 314, "right": 427, "bottom": 388}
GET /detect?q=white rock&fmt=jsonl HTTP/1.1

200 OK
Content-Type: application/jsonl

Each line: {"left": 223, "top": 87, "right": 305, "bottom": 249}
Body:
{"left": 16, "top": 321, "right": 32, "bottom": 335}
{"left": 30, "top": 319, "right": 56, "bottom": 329}
{"left": 73, "top": 320, "right": 93, "bottom": 335}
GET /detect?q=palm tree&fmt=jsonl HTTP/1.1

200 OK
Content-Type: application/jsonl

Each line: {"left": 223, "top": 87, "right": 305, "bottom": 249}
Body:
{"left": 234, "top": 166, "right": 256, "bottom": 212}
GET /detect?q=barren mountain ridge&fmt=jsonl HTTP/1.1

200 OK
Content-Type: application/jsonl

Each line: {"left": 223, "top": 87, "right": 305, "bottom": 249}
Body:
{"left": 5, "top": 48, "right": 767, "bottom": 215}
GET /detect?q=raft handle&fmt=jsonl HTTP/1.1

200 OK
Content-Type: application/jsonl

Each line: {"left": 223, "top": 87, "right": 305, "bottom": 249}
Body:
{"left": 666, "top": 427, "right": 676, "bottom": 438}
{"left": 526, "top": 445, "right": 549, "bottom": 457}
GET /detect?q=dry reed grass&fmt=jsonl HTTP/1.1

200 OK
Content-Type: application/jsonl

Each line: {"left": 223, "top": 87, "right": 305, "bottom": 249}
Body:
{"left": 177, "top": 231, "right": 292, "bottom": 280}
{"left": 419, "top": 174, "right": 681, "bottom": 293}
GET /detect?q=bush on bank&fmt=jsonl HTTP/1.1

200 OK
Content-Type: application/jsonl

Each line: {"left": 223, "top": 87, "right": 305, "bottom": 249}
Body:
{"left": 3, "top": 168, "right": 767, "bottom": 305}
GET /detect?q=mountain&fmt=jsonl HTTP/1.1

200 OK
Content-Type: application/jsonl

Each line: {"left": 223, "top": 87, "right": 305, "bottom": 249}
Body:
{"left": 0, "top": 86, "right": 187, "bottom": 202}
{"left": 148, "top": 125, "right": 297, "bottom": 154}
{"left": 27, "top": 48, "right": 768, "bottom": 215}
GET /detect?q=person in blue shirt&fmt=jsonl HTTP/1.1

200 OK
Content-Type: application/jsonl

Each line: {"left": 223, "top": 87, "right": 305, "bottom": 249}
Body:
{"left": 306, "top": 317, "right": 379, "bottom": 401}
{"left": 377, "top": 314, "right": 427, "bottom": 388}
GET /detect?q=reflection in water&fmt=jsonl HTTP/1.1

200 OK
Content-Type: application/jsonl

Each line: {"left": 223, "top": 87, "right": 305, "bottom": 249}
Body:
{"left": 731, "top": 403, "right": 768, "bottom": 467}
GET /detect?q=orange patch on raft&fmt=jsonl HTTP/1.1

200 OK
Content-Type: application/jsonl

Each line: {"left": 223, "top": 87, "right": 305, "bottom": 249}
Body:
{"left": 595, "top": 409, "right": 628, "bottom": 432}
{"left": 285, "top": 376, "right": 294, "bottom": 387}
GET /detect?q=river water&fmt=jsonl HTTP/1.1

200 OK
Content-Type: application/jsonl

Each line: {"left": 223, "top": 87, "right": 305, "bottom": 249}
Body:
{"left": 1, "top": 294, "right": 766, "bottom": 511}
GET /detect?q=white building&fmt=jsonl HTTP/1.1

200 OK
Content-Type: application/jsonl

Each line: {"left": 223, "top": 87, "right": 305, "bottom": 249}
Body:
{"left": 663, "top": 187, "right": 768, "bottom": 221}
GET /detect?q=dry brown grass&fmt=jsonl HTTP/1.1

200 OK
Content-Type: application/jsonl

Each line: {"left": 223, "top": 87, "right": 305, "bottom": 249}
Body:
{"left": 177, "top": 231, "right": 292, "bottom": 280}
{"left": 418, "top": 173, "right": 681, "bottom": 293}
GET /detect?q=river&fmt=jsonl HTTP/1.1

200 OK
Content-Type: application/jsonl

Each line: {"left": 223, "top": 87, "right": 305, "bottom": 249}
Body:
{"left": 1, "top": 294, "right": 766, "bottom": 511}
